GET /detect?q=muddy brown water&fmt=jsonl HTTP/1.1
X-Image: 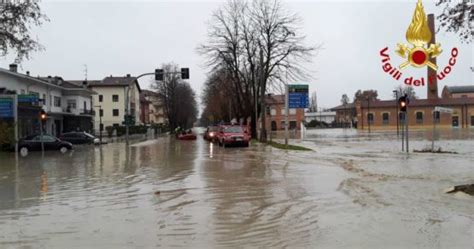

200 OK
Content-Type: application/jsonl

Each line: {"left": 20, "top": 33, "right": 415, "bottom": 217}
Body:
{"left": 0, "top": 130, "right": 473, "bottom": 248}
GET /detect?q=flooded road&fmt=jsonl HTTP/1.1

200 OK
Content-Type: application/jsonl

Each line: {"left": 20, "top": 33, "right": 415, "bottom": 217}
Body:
{"left": 0, "top": 130, "right": 473, "bottom": 248}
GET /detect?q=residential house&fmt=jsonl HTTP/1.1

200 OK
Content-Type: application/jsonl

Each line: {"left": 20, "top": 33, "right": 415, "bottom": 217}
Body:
{"left": 141, "top": 90, "right": 167, "bottom": 125}
{"left": 0, "top": 64, "right": 95, "bottom": 137}
{"left": 73, "top": 74, "right": 141, "bottom": 133}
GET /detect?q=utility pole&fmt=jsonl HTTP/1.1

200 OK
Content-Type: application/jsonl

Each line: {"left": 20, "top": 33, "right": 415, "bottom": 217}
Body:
{"left": 393, "top": 90, "right": 399, "bottom": 138}
{"left": 367, "top": 97, "right": 371, "bottom": 133}
{"left": 95, "top": 105, "right": 102, "bottom": 144}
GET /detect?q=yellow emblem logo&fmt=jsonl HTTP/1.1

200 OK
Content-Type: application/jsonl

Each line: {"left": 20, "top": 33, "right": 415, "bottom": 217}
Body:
{"left": 396, "top": 0, "right": 442, "bottom": 70}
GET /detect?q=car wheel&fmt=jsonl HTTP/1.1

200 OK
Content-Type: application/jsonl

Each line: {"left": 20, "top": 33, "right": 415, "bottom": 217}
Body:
{"left": 59, "top": 146, "right": 68, "bottom": 154}
{"left": 19, "top": 147, "right": 29, "bottom": 157}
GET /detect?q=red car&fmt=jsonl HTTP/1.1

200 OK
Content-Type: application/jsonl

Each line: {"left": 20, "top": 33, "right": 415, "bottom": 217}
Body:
{"left": 217, "top": 125, "right": 250, "bottom": 147}
{"left": 204, "top": 126, "right": 219, "bottom": 142}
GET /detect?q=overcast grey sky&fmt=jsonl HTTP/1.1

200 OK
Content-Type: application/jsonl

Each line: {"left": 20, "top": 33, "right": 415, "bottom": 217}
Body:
{"left": 1, "top": 0, "right": 472, "bottom": 109}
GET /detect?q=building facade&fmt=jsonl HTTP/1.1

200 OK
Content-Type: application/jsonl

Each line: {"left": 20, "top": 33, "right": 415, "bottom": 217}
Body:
{"left": 0, "top": 65, "right": 95, "bottom": 137}
{"left": 141, "top": 90, "right": 167, "bottom": 125}
{"left": 76, "top": 75, "right": 141, "bottom": 133}
{"left": 265, "top": 94, "right": 305, "bottom": 131}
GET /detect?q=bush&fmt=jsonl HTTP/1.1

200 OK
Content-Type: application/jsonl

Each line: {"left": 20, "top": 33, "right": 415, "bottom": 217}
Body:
{"left": 0, "top": 121, "right": 15, "bottom": 151}
{"left": 105, "top": 126, "right": 114, "bottom": 137}
{"left": 305, "top": 120, "right": 329, "bottom": 128}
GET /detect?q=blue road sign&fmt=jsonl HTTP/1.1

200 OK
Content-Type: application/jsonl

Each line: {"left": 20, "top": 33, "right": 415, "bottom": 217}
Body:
{"left": 18, "top": 94, "right": 39, "bottom": 103}
{"left": 288, "top": 84, "right": 309, "bottom": 108}
{"left": 0, "top": 98, "right": 14, "bottom": 118}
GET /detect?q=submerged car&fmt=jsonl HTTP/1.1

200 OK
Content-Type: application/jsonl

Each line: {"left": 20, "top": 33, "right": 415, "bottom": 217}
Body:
{"left": 60, "top": 131, "right": 100, "bottom": 145}
{"left": 217, "top": 125, "right": 250, "bottom": 147}
{"left": 18, "top": 134, "right": 73, "bottom": 155}
{"left": 204, "top": 126, "right": 219, "bottom": 142}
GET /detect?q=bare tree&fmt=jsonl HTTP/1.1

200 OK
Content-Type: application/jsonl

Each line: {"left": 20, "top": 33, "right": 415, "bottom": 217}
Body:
{"left": 341, "top": 94, "right": 350, "bottom": 106}
{"left": 308, "top": 91, "right": 318, "bottom": 112}
{"left": 436, "top": 0, "right": 473, "bottom": 43}
{"left": 199, "top": 0, "right": 318, "bottom": 140}
{"left": 393, "top": 85, "right": 417, "bottom": 99}
{"left": 0, "top": 1, "right": 48, "bottom": 62}
{"left": 152, "top": 63, "right": 198, "bottom": 130}
{"left": 354, "top": 90, "right": 379, "bottom": 103}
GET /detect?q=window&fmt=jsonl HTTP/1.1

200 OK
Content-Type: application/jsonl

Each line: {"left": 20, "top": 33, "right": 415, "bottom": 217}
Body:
{"left": 42, "top": 94, "right": 46, "bottom": 105}
{"left": 433, "top": 111, "right": 440, "bottom": 124}
{"left": 54, "top": 96, "right": 61, "bottom": 107}
{"left": 67, "top": 100, "right": 77, "bottom": 109}
{"left": 416, "top": 112, "right": 423, "bottom": 124}
{"left": 29, "top": 91, "right": 39, "bottom": 97}
{"left": 289, "top": 109, "right": 296, "bottom": 115}
{"left": 99, "top": 95, "right": 103, "bottom": 102}
{"left": 367, "top": 113, "right": 374, "bottom": 124}
{"left": 99, "top": 109, "right": 103, "bottom": 117}
{"left": 113, "top": 109, "right": 119, "bottom": 116}
{"left": 471, "top": 116, "right": 474, "bottom": 126}
{"left": 289, "top": 121, "right": 297, "bottom": 129}
{"left": 382, "top": 113, "right": 389, "bottom": 125}
{"left": 281, "top": 109, "right": 286, "bottom": 115}
{"left": 452, "top": 116, "right": 459, "bottom": 127}
{"left": 50, "top": 95, "right": 52, "bottom": 106}
{"left": 399, "top": 112, "right": 405, "bottom": 122}
{"left": 21, "top": 89, "right": 25, "bottom": 94}
{"left": 270, "top": 108, "right": 276, "bottom": 116}
{"left": 112, "top": 95, "right": 119, "bottom": 102}
{"left": 113, "top": 123, "right": 119, "bottom": 127}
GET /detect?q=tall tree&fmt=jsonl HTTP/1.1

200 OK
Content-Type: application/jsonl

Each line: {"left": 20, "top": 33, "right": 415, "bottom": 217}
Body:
{"left": 393, "top": 85, "right": 418, "bottom": 99}
{"left": 308, "top": 91, "right": 318, "bottom": 112}
{"left": 152, "top": 63, "right": 198, "bottom": 130}
{"left": 0, "top": 1, "right": 48, "bottom": 62}
{"left": 198, "top": 0, "right": 317, "bottom": 140}
{"left": 340, "top": 94, "right": 350, "bottom": 106}
{"left": 436, "top": 0, "right": 473, "bottom": 43}
{"left": 353, "top": 90, "right": 379, "bottom": 103}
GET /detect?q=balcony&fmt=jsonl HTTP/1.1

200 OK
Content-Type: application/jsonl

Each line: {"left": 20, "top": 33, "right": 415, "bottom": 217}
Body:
{"left": 63, "top": 107, "right": 95, "bottom": 116}
{"left": 80, "top": 109, "right": 95, "bottom": 116}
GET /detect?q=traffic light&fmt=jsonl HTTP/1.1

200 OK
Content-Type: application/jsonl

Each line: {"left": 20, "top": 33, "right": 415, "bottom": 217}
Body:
{"left": 155, "top": 69, "right": 164, "bottom": 81}
{"left": 398, "top": 95, "right": 407, "bottom": 112}
{"left": 181, "top": 68, "right": 189, "bottom": 79}
{"left": 39, "top": 110, "right": 47, "bottom": 122}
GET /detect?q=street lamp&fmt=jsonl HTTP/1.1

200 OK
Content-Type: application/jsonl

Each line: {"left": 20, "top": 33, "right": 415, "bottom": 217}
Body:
{"left": 94, "top": 105, "right": 102, "bottom": 144}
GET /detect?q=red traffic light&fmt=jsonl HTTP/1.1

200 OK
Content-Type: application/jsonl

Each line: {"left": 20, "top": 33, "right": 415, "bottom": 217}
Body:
{"left": 398, "top": 96, "right": 408, "bottom": 112}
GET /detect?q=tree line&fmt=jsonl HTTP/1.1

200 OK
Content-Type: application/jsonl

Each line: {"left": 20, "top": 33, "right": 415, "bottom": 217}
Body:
{"left": 198, "top": 0, "right": 317, "bottom": 140}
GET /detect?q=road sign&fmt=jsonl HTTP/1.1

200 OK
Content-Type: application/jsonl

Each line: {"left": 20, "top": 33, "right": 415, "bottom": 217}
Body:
{"left": 434, "top": 106, "right": 453, "bottom": 113}
{"left": 0, "top": 97, "right": 14, "bottom": 118}
{"left": 288, "top": 84, "right": 309, "bottom": 108}
{"left": 18, "top": 94, "right": 39, "bottom": 103}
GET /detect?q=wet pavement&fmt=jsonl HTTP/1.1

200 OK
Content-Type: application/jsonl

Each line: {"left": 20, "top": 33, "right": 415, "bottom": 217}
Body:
{"left": 0, "top": 129, "right": 473, "bottom": 248}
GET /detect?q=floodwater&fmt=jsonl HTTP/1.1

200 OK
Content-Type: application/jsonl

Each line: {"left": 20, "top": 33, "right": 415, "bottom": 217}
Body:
{"left": 0, "top": 129, "right": 473, "bottom": 248}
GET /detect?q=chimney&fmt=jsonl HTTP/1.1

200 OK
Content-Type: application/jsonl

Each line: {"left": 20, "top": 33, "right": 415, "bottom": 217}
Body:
{"left": 427, "top": 14, "right": 438, "bottom": 99}
{"left": 82, "top": 81, "right": 88, "bottom": 88}
{"left": 126, "top": 74, "right": 131, "bottom": 78}
{"left": 9, "top": 64, "right": 18, "bottom": 73}
{"left": 26, "top": 71, "right": 30, "bottom": 76}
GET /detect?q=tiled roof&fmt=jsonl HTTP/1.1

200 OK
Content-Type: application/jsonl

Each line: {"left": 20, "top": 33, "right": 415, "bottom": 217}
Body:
{"left": 359, "top": 97, "right": 474, "bottom": 108}
{"left": 265, "top": 94, "right": 284, "bottom": 104}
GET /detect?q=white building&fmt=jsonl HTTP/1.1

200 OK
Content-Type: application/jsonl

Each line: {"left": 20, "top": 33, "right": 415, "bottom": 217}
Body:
{"left": 0, "top": 64, "right": 95, "bottom": 137}
{"left": 305, "top": 111, "right": 336, "bottom": 124}
{"left": 70, "top": 75, "right": 141, "bottom": 133}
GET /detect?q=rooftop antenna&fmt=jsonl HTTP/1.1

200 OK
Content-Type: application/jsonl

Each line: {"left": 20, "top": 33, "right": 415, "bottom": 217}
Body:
{"left": 83, "top": 64, "right": 88, "bottom": 81}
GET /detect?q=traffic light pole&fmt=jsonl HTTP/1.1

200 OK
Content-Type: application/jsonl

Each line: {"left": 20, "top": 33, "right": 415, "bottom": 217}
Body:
{"left": 405, "top": 107, "right": 409, "bottom": 154}
{"left": 124, "top": 70, "right": 188, "bottom": 144}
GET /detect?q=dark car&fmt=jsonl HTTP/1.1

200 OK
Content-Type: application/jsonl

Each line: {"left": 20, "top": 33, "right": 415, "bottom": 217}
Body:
{"left": 18, "top": 134, "right": 73, "bottom": 156}
{"left": 204, "top": 126, "right": 219, "bottom": 142}
{"left": 60, "top": 131, "right": 100, "bottom": 145}
{"left": 216, "top": 125, "right": 250, "bottom": 147}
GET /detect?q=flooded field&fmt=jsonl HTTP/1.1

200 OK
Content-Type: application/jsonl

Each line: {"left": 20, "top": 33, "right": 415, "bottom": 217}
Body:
{"left": 0, "top": 129, "right": 473, "bottom": 248}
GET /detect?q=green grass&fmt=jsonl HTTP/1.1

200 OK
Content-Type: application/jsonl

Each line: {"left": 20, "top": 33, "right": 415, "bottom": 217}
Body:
{"left": 267, "top": 141, "right": 312, "bottom": 151}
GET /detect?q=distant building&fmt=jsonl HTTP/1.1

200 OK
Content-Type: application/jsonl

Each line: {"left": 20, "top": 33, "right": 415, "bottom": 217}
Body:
{"left": 141, "top": 90, "right": 166, "bottom": 125}
{"left": 305, "top": 111, "right": 336, "bottom": 124}
{"left": 0, "top": 64, "right": 95, "bottom": 137}
{"left": 71, "top": 74, "right": 141, "bottom": 133}
{"left": 265, "top": 94, "right": 305, "bottom": 131}
{"left": 330, "top": 103, "right": 357, "bottom": 125}
{"left": 442, "top": 85, "right": 474, "bottom": 99}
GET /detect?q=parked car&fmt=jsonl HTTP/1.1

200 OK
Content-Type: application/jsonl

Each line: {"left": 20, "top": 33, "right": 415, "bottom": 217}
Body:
{"left": 18, "top": 134, "right": 73, "bottom": 155}
{"left": 217, "top": 125, "right": 250, "bottom": 147}
{"left": 60, "top": 131, "right": 100, "bottom": 145}
{"left": 204, "top": 126, "right": 219, "bottom": 142}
